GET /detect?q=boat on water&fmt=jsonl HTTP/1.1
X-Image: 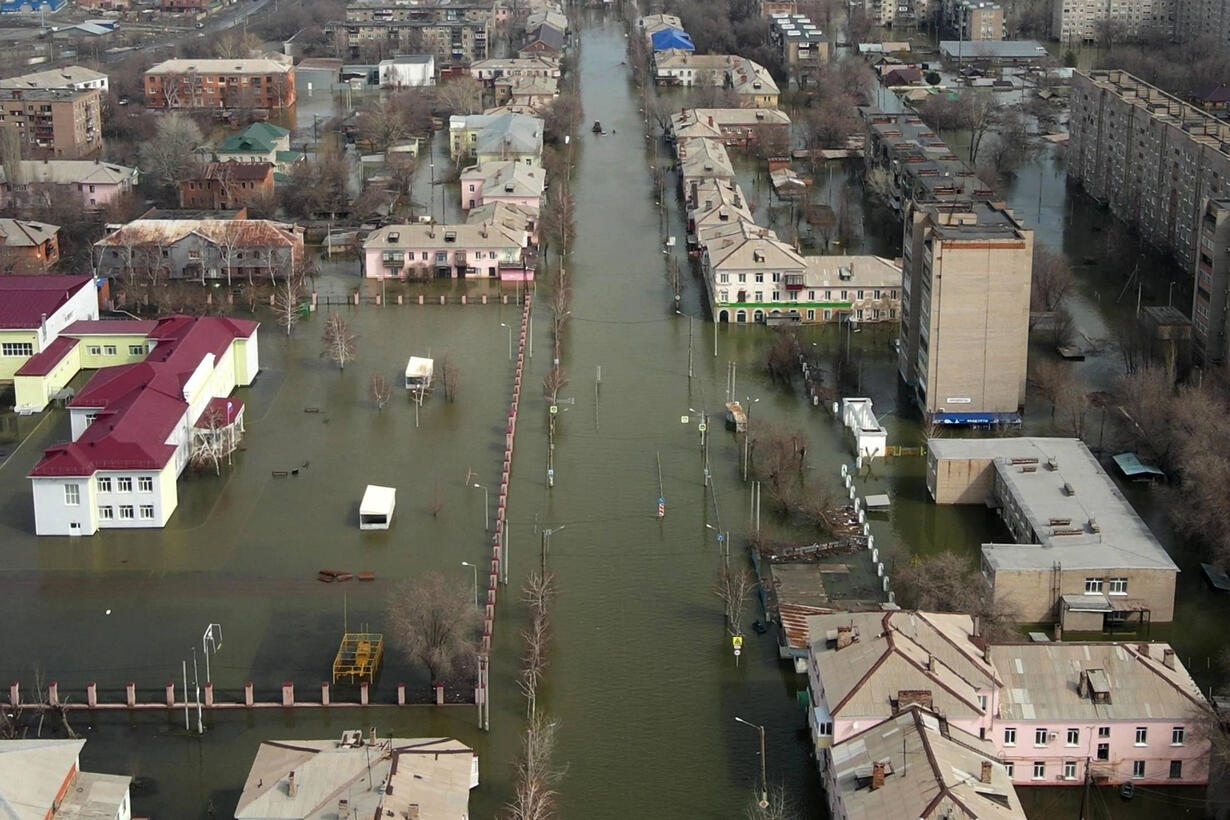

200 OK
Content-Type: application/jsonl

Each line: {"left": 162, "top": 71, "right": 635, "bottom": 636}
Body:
{"left": 592, "top": 120, "right": 603, "bottom": 133}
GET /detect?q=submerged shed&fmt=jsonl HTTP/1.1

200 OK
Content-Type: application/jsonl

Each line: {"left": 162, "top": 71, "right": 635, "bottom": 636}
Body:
{"left": 360, "top": 484, "right": 396, "bottom": 529}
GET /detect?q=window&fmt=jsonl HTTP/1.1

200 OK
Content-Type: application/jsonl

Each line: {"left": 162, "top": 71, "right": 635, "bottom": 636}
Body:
{"left": 138, "top": 476, "right": 153, "bottom": 493}
{"left": 1035, "top": 728, "right": 1049, "bottom": 746}
{"left": 719, "top": 273, "right": 729, "bottom": 284}
{"left": 1132, "top": 760, "right": 1145, "bottom": 779}
{"left": 97, "top": 477, "right": 111, "bottom": 493}
{"left": 86, "top": 345, "right": 102, "bottom": 355}
{"left": 1098, "top": 727, "right": 1111, "bottom": 738}
{"left": 755, "top": 273, "right": 764, "bottom": 283}
{"left": 1004, "top": 762, "right": 1014, "bottom": 777}
{"left": 129, "top": 344, "right": 145, "bottom": 355}
{"left": 1084, "top": 578, "right": 1103, "bottom": 594}
{"left": 139, "top": 505, "right": 155, "bottom": 520}
{"left": 1135, "top": 727, "right": 1148, "bottom": 745}
{"left": 1169, "top": 760, "right": 1183, "bottom": 779}
{"left": 98, "top": 505, "right": 113, "bottom": 520}
{"left": 103, "top": 345, "right": 116, "bottom": 356}
{"left": 1172, "top": 726, "right": 1185, "bottom": 745}
{"left": 1109, "top": 577, "right": 1128, "bottom": 595}
{"left": 754, "top": 291, "right": 762, "bottom": 301}
{"left": 738, "top": 274, "right": 746, "bottom": 283}
{"left": 117, "top": 477, "right": 132, "bottom": 492}
{"left": 1066, "top": 728, "right": 1079, "bottom": 746}
{"left": 977, "top": 694, "right": 987, "bottom": 711}
{"left": 64, "top": 484, "right": 80, "bottom": 506}
{"left": 1003, "top": 727, "right": 1016, "bottom": 746}
{"left": 1, "top": 341, "right": 32, "bottom": 357}
{"left": 1032, "top": 761, "right": 1046, "bottom": 780}
{"left": 1064, "top": 761, "right": 1077, "bottom": 779}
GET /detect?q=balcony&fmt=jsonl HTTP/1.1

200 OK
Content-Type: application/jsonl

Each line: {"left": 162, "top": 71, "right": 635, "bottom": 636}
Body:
{"left": 783, "top": 274, "right": 804, "bottom": 291}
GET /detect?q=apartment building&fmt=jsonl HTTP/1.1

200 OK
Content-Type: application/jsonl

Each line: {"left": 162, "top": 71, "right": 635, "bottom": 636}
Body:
{"left": 668, "top": 108, "right": 791, "bottom": 149}
{"left": 179, "top": 162, "right": 276, "bottom": 211}
{"left": 942, "top": 0, "right": 1004, "bottom": 39}
{"left": 804, "top": 610, "right": 1210, "bottom": 788}
{"left": 470, "top": 57, "right": 560, "bottom": 85}
{"left": 897, "top": 201, "right": 1032, "bottom": 420}
{"left": 143, "top": 58, "right": 296, "bottom": 110}
{"left": 363, "top": 221, "right": 535, "bottom": 281}
{"left": 0, "top": 159, "right": 137, "bottom": 210}
{"left": 928, "top": 437, "right": 1180, "bottom": 625}
{"left": 0, "top": 65, "right": 108, "bottom": 93}
{"left": 864, "top": 110, "right": 995, "bottom": 211}
{"left": 0, "top": 87, "right": 102, "bottom": 159}
{"left": 1174, "top": 0, "right": 1230, "bottom": 47}
{"left": 652, "top": 53, "right": 779, "bottom": 106}
{"left": 769, "top": 13, "right": 829, "bottom": 87}
{"left": 93, "top": 219, "right": 304, "bottom": 283}
{"left": 852, "top": 0, "right": 931, "bottom": 27}
{"left": 1052, "top": 0, "right": 1171, "bottom": 44}
{"left": 338, "top": 0, "right": 490, "bottom": 64}
{"left": 1068, "top": 70, "right": 1230, "bottom": 362}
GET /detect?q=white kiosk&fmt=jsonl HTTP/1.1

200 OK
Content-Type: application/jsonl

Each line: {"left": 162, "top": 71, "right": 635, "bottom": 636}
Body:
{"left": 359, "top": 485, "right": 397, "bottom": 530}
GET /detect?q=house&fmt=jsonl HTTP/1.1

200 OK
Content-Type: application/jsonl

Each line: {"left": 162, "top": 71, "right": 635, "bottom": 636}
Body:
{"left": 27, "top": 315, "right": 260, "bottom": 535}
{"left": 0, "top": 274, "right": 98, "bottom": 387}
{"left": 670, "top": 108, "right": 791, "bottom": 148}
{"left": 459, "top": 160, "right": 544, "bottom": 211}
{"left": 470, "top": 56, "right": 561, "bottom": 85}
{"left": 716, "top": 254, "right": 902, "bottom": 326}
{"left": 1191, "top": 82, "right": 1230, "bottom": 112}
{"left": 466, "top": 200, "right": 538, "bottom": 244}
{"left": 822, "top": 707, "right": 1025, "bottom": 820}
{"left": 235, "top": 733, "right": 478, "bottom": 819}
{"left": 378, "top": 54, "right": 435, "bottom": 87}
{"left": 143, "top": 57, "right": 296, "bottom": 110}
{"left": 494, "top": 74, "right": 560, "bottom": 110}
{"left": 0, "top": 218, "right": 60, "bottom": 271}
{"left": 653, "top": 51, "right": 731, "bottom": 87}
{"left": 209, "top": 121, "right": 293, "bottom": 165}
{"left": 0, "top": 739, "right": 132, "bottom": 820}
{"left": 363, "top": 221, "right": 534, "bottom": 281}
{"left": 650, "top": 27, "right": 695, "bottom": 52}
{"left": 0, "top": 65, "right": 108, "bottom": 93}
{"left": 702, "top": 223, "right": 810, "bottom": 324}
{"left": 179, "top": 162, "right": 275, "bottom": 210}
{"left": 927, "top": 437, "right": 1180, "bottom": 626}
{"left": 449, "top": 111, "right": 544, "bottom": 164}
{"left": 0, "top": 159, "right": 137, "bottom": 210}
{"left": 93, "top": 219, "right": 304, "bottom": 284}
{"left": 0, "top": 87, "right": 102, "bottom": 159}
{"left": 881, "top": 66, "right": 924, "bottom": 87}
{"left": 725, "top": 57, "right": 779, "bottom": 107}
{"left": 519, "top": 23, "right": 567, "bottom": 58}
{"left": 678, "top": 137, "right": 735, "bottom": 196}
{"left": 636, "top": 12, "right": 683, "bottom": 36}
{"left": 687, "top": 177, "right": 753, "bottom": 249}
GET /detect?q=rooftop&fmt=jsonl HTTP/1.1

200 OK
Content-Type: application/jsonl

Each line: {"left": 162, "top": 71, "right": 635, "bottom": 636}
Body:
{"left": 14, "top": 335, "right": 78, "bottom": 377}
{"left": 95, "top": 219, "right": 302, "bottom": 249}
{"left": 806, "top": 610, "right": 999, "bottom": 720}
{"left": 679, "top": 137, "right": 735, "bottom": 180}
{"left": 1080, "top": 69, "right": 1230, "bottom": 158}
{"left": 923, "top": 202, "right": 1027, "bottom": 241}
{"left": 366, "top": 221, "right": 527, "bottom": 249}
{"left": 145, "top": 57, "right": 293, "bottom": 75}
{"left": 803, "top": 255, "right": 902, "bottom": 289}
{"left": 0, "top": 86, "right": 96, "bottom": 102}
{"left": 938, "top": 40, "right": 1048, "bottom": 59}
{"left": 0, "top": 739, "right": 89, "bottom": 820}
{"left": 989, "top": 641, "right": 1205, "bottom": 721}
{"left": 929, "top": 437, "right": 1179, "bottom": 572}
{"left": 0, "top": 159, "right": 137, "bottom": 188}
{"left": 0, "top": 274, "right": 93, "bottom": 329}
{"left": 0, "top": 218, "right": 59, "bottom": 247}
{"left": 0, "top": 65, "right": 106, "bottom": 90}
{"left": 54, "top": 771, "right": 134, "bottom": 820}
{"left": 234, "top": 734, "right": 476, "bottom": 820}
{"left": 460, "top": 159, "right": 545, "bottom": 197}
{"left": 829, "top": 707, "right": 1025, "bottom": 820}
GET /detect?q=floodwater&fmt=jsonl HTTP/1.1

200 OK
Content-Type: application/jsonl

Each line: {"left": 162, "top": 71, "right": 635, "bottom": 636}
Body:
{"left": 1, "top": 12, "right": 1227, "bottom": 820}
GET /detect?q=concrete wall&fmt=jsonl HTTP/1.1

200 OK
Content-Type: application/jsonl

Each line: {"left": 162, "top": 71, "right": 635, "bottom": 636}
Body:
{"left": 927, "top": 453, "right": 996, "bottom": 504}
{"left": 987, "top": 566, "right": 1177, "bottom": 623}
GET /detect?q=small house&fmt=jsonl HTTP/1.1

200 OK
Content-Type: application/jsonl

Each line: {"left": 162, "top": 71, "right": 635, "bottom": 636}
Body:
{"left": 359, "top": 484, "right": 396, "bottom": 530}
{"left": 405, "top": 356, "right": 434, "bottom": 389}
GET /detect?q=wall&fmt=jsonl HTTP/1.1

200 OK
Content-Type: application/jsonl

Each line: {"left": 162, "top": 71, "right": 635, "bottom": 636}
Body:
{"left": 927, "top": 453, "right": 996, "bottom": 503}
{"left": 32, "top": 476, "right": 98, "bottom": 535}
{"left": 14, "top": 341, "right": 81, "bottom": 412}
{"left": 987, "top": 566, "right": 1177, "bottom": 622}
{"left": 75, "top": 333, "right": 150, "bottom": 369}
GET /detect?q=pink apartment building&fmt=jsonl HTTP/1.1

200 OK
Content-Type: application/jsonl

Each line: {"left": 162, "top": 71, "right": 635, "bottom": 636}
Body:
{"left": 362, "top": 221, "right": 535, "bottom": 282}
{"left": 806, "top": 611, "right": 1210, "bottom": 789}
{"left": 458, "top": 160, "right": 544, "bottom": 211}
{"left": 0, "top": 159, "right": 138, "bottom": 210}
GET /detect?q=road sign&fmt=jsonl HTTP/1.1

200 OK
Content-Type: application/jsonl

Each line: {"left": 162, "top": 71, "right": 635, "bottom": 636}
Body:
{"left": 698, "top": 422, "right": 707, "bottom": 433}
{"left": 716, "top": 532, "right": 725, "bottom": 542}
{"left": 680, "top": 415, "right": 689, "bottom": 424}
{"left": 549, "top": 405, "right": 558, "bottom": 415}
{"left": 732, "top": 635, "right": 743, "bottom": 648}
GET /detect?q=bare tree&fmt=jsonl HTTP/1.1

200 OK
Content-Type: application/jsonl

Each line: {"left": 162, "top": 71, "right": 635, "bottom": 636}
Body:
{"left": 139, "top": 114, "right": 204, "bottom": 191}
{"left": 439, "top": 352, "right": 461, "bottom": 402}
{"left": 189, "top": 406, "right": 239, "bottom": 475}
{"left": 745, "top": 785, "right": 799, "bottom": 820}
{"left": 894, "top": 551, "right": 1018, "bottom": 639}
{"left": 321, "top": 313, "right": 357, "bottom": 370}
{"left": 1030, "top": 247, "right": 1072, "bottom": 317}
{"left": 435, "top": 76, "right": 485, "bottom": 115}
{"left": 386, "top": 572, "right": 482, "bottom": 695}
{"left": 715, "top": 566, "right": 757, "bottom": 637}
{"left": 272, "top": 267, "right": 305, "bottom": 336}
{"left": 519, "top": 571, "right": 555, "bottom": 720}
{"left": 370, "top": 373, "right": 392, "bottom": 411}
{"left": 505, "top": 713, "right": 563, "bottom": 820}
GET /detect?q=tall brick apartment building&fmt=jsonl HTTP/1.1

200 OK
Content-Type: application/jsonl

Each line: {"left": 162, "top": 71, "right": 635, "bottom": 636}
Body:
{"left": 143, "top": 58, "right": 296, "bottom": 110}
{"left": 0, "top": 87, "right": 102, "bottom": 159}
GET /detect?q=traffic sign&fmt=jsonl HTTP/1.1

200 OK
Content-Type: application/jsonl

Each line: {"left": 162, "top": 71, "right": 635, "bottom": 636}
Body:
{"left": 549, "top": 405, "right": 558, "bottom": 415}
{"left": 698, "top": 422, "right": 707, "bottom": 433}
{"left": 732, "top": 635, "right": 743, "bottom": 648}
{"left": 680, "top": 415, "right": 689, "bottom": 424}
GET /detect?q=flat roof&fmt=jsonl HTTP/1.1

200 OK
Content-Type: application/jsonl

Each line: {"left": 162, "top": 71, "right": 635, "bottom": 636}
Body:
{"left": 360, "top": 484, "right": 396, "bottom": 516}
{"left": 939, "top": 40, "right": 1047, "bottom": 59}
{"left": 930, "top": 438, "right": 1178, "bottom": 572}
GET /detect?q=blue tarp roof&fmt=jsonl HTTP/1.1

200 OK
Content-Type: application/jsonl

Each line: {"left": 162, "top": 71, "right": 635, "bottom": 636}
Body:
{"left": 1, "top": 0, "right": 63, "bottom": 10}
{"left": 1112, "top": 452, "right": 1165, "bottom": 478}
{"left": 651, "top": 27, "right": 695, "bottom": 52}
{"left": 931, "top": 411, "right": 1022, "bottom": 426}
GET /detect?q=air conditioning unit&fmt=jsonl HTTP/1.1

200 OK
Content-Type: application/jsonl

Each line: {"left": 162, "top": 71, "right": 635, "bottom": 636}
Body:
{"left": 1048, "top": 732, "right": 1058, "bottom": 741}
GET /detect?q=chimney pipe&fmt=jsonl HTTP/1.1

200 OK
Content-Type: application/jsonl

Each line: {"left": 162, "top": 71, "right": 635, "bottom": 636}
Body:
{"left": 369, "top": 726, "right": 377, "bottom": 745}
{"left": 1163, "top": 648, "right": 1176, "bottom": 669}
{"left": 287, "top": 771, "right": 297, "bottom": 797}
{"left": 870, "top": 760, "right": 885, "bottom": 790}
{"left": 980, "top": 760, "right": 993, "bottom": 784}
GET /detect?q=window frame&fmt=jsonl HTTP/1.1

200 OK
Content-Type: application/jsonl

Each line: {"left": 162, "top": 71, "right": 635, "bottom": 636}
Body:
{"left": 1032, "top": 761, "right": 1046, "bottom": 780}
{"left": 1135, "top": 727, "right": 1148, "bottom": 746}
{"left": 64, "top": 483, "right": 80, "bottom": 506}
{"left": 1034, "top": 728, "right": 1049, "bottom": 747}
{"left": 1003, "top": 727, "right": 1016, "bottom": 746}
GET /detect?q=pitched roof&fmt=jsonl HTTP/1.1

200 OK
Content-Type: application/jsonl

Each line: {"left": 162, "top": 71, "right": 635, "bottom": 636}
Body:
{"left": 14, "top": 335, "right": 77, "bottom": 377}
{"left": 0, "top": 159, "right": 137, "bottom": 188}
{"left": 806, "top": 611, "right": 1000, "bottom": 720}
{"left": 727, "top": 57, "right": 779, "bottom": 96}
{"left": 201, "top": 161, "right": 275, "bottom": 182}
{"left": 0, "top": 218, "right": 59, "bottom": 247}
{"left": 705, "top": 229, "right": 805, "bottom": 272}
{"left": 678, "top": 137, "right": 734, "bottom": 180}
{"left": 366, "top": 221, "right": 527, "bottom": 250}
{"left": 0, "top": 739, "right": 86, "bottom": 820}
{"left": 651, "top": 27, "right": 695, "bottom": 51}
{"left": 29, "top": 315, "right": 257, "bottom": 478}
{"left": 0, "top": 274, "right": 93, "bottom": 329}
{"left": 466, "top": 200, "right": 539, "bottom": 234}
{"left": 0, "top": 65, "right": 106, "bottom": 90}
{"left": 235, "top": 736, "right": 474, "bottom": 820}
{"left": 95, "top": 219, "right": 301, "bottom": 249}
{"left": 525, "top": 23, "right": 566, "bottom": 51}
{"left": 146, "top": 57, "right": 293, "bottom": 75}
{"left": 990, "top": 641, "right": 1206, "bottom": 722}
{"left": 1193, "top": 83, "right": 1230, "bottom": 103}
{"left": 461, "top": 160, "right": 545, "bottom": 198}
{"left": 829, "top": 708, "right": 1025, "bottom": 820}
{"left": 475, "top": 112, "right": 544, "bottom": 156}
{"left": 64, "top": 319, "right": 159, "bottom": 336}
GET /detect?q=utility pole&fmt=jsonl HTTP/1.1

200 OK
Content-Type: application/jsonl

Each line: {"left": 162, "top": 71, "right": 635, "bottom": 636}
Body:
{"left": 734, "top": 717, "right": 768, "bottom": 809}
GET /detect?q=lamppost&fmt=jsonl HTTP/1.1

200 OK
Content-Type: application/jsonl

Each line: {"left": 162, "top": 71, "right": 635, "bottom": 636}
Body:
{"left": 500, "top": 322, "right": 512, "bottom": 360}
{"left": 202, "top": 623, "right": 222, "bottom": 687}
{"left": 540, "top": 524, "right": 566, "bottom": 574}
{"left": 460, "top": 561, "right": 478, "bottom": 608}
{"left": 742, "top": 398, "right": 759, "bottom": 482}
{"left": 675, "top": 310, "right": 693, "bottom": 378}
{"left": 734, "top": 716, "right": 768, "bottom": 809}
{"left": 1168, "top": 280, "right": 1176, "bottom": 308}
{"left": 473, "top": 482, "right": 489, "bottom": 531}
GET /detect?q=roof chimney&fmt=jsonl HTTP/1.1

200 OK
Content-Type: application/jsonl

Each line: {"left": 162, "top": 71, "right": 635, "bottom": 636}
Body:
{"left": 980, "top": 760, "right": 993, "bottom": 784}
{"left": 287, "top": 771, "right": 297, "bottom": 797}
{"left": 870, "top": 761, "right": 885, "bottom": 790}
{"left": 1163, "top": 647, "right": 1176, "bottom": 669}
{"left": 925, "top": 653, "right": 935, "bottom": 672}
{"left": 708, "top": 115, "right": 714, "bottom": 127}
{"left": 369, "top": 726, "right": 377, "bottom": 745}
{"left": 836, "top": 625, "right": 855, "bottom": 649}
{"left": 337, "top": 798, "right": 348, "bottom": 816}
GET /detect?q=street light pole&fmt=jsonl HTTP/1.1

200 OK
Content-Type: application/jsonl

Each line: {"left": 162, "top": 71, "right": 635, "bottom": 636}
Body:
{"left": 734, "top": 716, "right": 768, "bottom": 809}
{"left": 676, "top": 310, "right": 693, "bottom": 378}
{"left": 473, "top": 483, "right": 489, "bottom": 531}
{"left": 461, "top": 561, "right": 478, "bottom": 608}
{"left": 500, "top": 322, "right": 512, "bottom": 360}
{"left": 202, "top": 623, "right": 222, "bottom": 687}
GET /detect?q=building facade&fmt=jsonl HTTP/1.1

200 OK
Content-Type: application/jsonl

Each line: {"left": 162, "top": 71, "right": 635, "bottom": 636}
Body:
{"left": 143, "top": 58, "right": 296, "bottom": 110}
{"left": 1052, "top": 0, "right": 1171, "bottom": 44}
{"left": 0, "top": 274, "right": 98, "bottom": 385}
{"left": 0, "top": 87, "right": 102, "bottom": 159}
{"left": 179, "top": 162, "right": 275, "bottom": 211}
{"left": 0, "top": 159, "right": 137, "bottom": 210}
{"left": 897, "top": 202, "right": 1032, "bottom": 421}
{"left": 93, "top": 219, "right": 304, "bottom": 284}
{"left": 0, "top": 65, "right": 108, "bottom": 93}
{"left": 943, "top": 0, "right": 1004, "bottom": 39}
{"left": 1068, "top": 70, "right": 1230, "bottom": 365}
{"left": 338, "top": 0, "right": 490, "bottom": 64}
{"left": 363, "top": 222, "right": 534, "bottom": 281}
